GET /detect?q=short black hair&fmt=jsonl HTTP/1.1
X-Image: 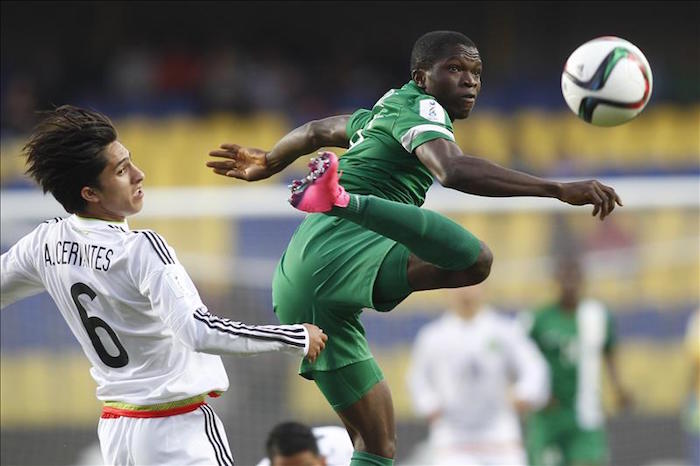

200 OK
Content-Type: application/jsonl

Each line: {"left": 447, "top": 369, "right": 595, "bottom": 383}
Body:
{"left": 266, "top": 421, "right": 319, "bottom": 459}
{"left": 410, "top": 30, "right": 476, "bottom": 73}
{"left": 23, "top": 105, "right": 117, "bottom": 214}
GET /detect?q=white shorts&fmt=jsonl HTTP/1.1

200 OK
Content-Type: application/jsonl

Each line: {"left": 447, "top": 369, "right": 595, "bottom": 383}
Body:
{"left": 98, "top": 404, "right": 234, "bottom": 465}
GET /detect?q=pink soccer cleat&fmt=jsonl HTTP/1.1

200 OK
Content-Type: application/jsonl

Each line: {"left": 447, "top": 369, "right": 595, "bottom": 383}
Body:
{"left": 288, "top": 152, "right": 350, "bottom": 213}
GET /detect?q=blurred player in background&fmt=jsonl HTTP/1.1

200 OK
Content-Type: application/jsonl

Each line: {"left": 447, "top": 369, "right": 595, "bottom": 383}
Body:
{"left": 207, "top": 30, "right": 621, "bottom": 466}
{"left": 683, "top": 308, "right": 700, "bottom": 466}
{"left": 0, "top": 105, "right": 327, "bottom": 466}
{"left": 405, "top": 283, "right": 550, "bottom": 465}
{"left": 523, "top": 257, "right": 631, "bottom": 466}
{"left": 256, "top": 421, "right": 354, "bottom": 466}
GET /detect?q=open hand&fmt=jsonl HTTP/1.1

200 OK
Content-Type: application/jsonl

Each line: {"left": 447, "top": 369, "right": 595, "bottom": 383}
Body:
{"left": 558, "top": 180, "right": 623, "bottom": 220}
{"left": 207, "top": 144, "right": 272, "bottom": 181}
{"left": 303, "top": 323, "right": 328, "bottom": 363}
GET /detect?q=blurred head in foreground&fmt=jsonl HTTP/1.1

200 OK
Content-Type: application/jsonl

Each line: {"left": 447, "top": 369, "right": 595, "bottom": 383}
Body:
{"left": 266, "top": 421, "right": 326, "bottom": 466}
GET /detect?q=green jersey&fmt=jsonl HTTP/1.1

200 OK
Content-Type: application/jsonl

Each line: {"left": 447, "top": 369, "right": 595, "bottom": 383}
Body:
{"left": 339, "top": 80, "right": 456, "bottom": 206}
{"left": 528, "top": 299, "right": 616, "bottom": 416}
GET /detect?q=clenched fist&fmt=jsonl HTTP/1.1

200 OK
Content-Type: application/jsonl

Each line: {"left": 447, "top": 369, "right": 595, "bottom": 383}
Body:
{"left": 303, "top": 323, "right": 328, "bottom": 363}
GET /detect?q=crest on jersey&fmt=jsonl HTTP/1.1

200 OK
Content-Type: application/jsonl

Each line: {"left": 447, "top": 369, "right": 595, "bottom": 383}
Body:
{"left": 419, "top": 99, "right": 445, "bottom": 124}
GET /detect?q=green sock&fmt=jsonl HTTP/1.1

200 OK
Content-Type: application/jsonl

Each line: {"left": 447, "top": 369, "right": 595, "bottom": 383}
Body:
{"left": 350, "top": 450, "right": 394, "bottom": 466}
{"left": 330, "top": 194, "right": 482, "bottom": 270}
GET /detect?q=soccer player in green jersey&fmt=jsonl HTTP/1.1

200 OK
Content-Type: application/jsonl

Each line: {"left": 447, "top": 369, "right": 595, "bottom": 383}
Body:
{"left": 524, "top": 258, "right": 631, "bottom": 466}
{"left": 207, "top": 31, "right": 622, "bottom": 466}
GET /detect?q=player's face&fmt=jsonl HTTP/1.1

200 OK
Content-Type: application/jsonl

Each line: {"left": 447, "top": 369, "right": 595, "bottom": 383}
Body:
{"left": 84, "top": 140, "right": 145, "bottom": 221}
{"left": 557, "top": 262, "right": 583, "bottom": 300}
{"left": 271, "top": 451, "right": 326, "bottom": 466}
{"left": 420, "top": 44, "right": 482, "bottom": 120}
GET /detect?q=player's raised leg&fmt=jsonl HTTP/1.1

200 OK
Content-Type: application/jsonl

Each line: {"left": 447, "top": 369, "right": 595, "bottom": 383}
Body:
{"left": 289, "top": 152, "right": 493, "bottom": 291}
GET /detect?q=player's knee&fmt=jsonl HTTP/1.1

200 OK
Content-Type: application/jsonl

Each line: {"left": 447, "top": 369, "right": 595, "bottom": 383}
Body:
{"left": 370, "top": 435, "right": 396, "bottom": 459}
{"left": 470, "top": 242, "right": 493, "bottom": 283}
{"left": 361, "top": 430, "right": 396, "bottom": 458}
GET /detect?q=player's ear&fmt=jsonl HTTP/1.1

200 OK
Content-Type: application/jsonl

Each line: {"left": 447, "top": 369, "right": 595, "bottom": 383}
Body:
{"left": 412, "top": 69, "right": 427, "bottom": 89}
{"left": 81, "top": 186, "right": 100, "bottom": 204}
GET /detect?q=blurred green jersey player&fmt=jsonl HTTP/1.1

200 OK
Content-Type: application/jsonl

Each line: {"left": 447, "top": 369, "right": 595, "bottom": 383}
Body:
{"left": 524, "top": 258, "right": 632, "bottom": 466}
{"left": 207, "top": 31, "right": 622, "bottom": 466}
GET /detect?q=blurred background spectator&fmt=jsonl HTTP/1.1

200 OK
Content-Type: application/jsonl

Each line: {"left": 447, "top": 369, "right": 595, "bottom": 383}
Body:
{"left": 405, "top": 283, "right": 550, "bottom": 465}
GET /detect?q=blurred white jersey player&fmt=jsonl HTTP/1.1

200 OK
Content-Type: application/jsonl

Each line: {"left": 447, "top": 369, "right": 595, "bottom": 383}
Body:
{"left": 257, "top": 422, "right": 354, "bottom": 466}
{"left": 0, "top": 106, "right": 327, "bottom": 466}
{"left": 406, "top": 283, "right": 550, "bottom": 466}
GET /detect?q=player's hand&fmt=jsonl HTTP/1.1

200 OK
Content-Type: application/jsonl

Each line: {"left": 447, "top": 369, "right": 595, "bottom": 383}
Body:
{"left": 303, "top": 323, "right": 328, "bottom": 363}
{"left": 207, "top": 144, "right": 273, "bottom": 181}
{"left": 558, "top": 180, "right": 623, "bottom": 220}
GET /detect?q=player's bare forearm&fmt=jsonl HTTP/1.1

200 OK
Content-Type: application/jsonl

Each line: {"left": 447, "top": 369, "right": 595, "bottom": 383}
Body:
{"left": 266, "top": 115, "right": 351, "bottom": 172}
{"left": 415, "top": 138, "right": 622, "bottom": 220}
{"left": 445, "top": 155, "right": 563, "bottom": 198}
{"left": 207, "top": 115, "right": 350, "bottom": 181}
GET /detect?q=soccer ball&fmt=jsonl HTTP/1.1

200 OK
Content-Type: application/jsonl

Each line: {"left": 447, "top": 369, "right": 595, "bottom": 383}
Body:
{"left": 561, "top": 36, "right": 652, "bottom": 126}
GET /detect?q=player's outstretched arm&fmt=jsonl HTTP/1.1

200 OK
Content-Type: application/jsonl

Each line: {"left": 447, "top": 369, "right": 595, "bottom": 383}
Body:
{"left": 173, "top": 307, "right": 327, "bottom": 362}
{"left": 415, "top": 138, "right": 623, "bottom": 220}
{"left": 207, "top": 115, "right": 351, "bottom": 181}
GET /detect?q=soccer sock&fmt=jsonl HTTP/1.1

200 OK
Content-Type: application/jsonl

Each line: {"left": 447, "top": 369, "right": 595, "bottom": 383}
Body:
{"left": 350, "top": 451, "right": 394, "bottom": 466}
{"left": 330, "top": 194, "right": 482, "bottom": 270}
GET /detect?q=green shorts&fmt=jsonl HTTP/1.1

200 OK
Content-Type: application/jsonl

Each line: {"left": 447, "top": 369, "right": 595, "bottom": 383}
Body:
{"left": 525, "top": 408, "right": 608, "bottom": 466}
{"left": 312, "top": 359, "right": 385, "bottom": 410}
{"left": 272, "top": 213, "right": 411, "bottom": 378}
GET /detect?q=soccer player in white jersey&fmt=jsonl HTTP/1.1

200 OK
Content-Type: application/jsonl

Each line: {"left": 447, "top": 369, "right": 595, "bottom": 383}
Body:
{"left": 406, "top": 283, "right": 550, "bottom": 465}
{"left": 0, "top": 105, "right": 328, "bottom": 466}
{"left": 256, "top": 421, "right": 354, "bottom": 466}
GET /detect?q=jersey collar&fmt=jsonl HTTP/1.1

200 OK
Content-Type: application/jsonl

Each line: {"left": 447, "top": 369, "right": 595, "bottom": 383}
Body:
{"left": 407, "top": 80, "right": 427, "bottom": 95}
{"left": 71, "top": 214, "right": 130, "bottom": 231}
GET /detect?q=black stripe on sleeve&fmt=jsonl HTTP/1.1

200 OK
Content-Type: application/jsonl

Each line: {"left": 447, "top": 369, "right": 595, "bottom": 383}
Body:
{"left": 193, "top": 312, "right": 306, "bottom": 348}
{"left": 195, "top": 308, "right": 306, "bottom": 336}
{"left": 138, "top": 231, "right": 173, "bottom": 265}
{"left": 148, "top": 231, "right": 175, "bottom": 263}
{"left": 195, "top": 309, "right": 307, "bottom": 342}
{"left": 143, "top": 230, "right": 174, "bottom": 264}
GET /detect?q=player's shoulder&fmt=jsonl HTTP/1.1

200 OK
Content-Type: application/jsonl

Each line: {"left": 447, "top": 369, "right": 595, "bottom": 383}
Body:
{"left": 126, "top": 228, "right": 176, "bottom": 266}
{"left": 580, "top": 297, "right": 607, "bottom": 309}
{"left": 42, "top": 216, "right": 67, "bottom": 225}
{"left": 24, "top": 216, "right": 68, "bottom": 240}
{"left": 579, "top": 297, "right": 611, "bottom": 318}
{"left": 36, "top": 216, "right": 68, "bottom": 231}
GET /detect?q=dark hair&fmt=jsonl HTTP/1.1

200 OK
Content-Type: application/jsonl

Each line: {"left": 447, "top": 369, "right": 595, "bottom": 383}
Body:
{"left": 23, "top": 105, "right": 117, "bottom": 213}
{"left": 266, "top": 421, "right": 319, "bottom": 459}
{"left": 410, "top": 30, "right": 476, "bottom": 73}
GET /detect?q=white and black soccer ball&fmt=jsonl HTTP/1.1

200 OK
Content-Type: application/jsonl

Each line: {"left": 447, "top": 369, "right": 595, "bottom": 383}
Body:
{"left": 561, "top": 36, "right": 653, "bottom": 126}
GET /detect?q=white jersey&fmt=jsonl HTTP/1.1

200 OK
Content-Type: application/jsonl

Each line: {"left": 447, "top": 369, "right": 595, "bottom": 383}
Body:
{"left": 1, "top": 215, "right": 309, "bottom": 406}
{"left": 256, "top": 425, "right": 354, "bottom": 466}
{"left": 406, "top": 308, "right": 549, "bottom": 460}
